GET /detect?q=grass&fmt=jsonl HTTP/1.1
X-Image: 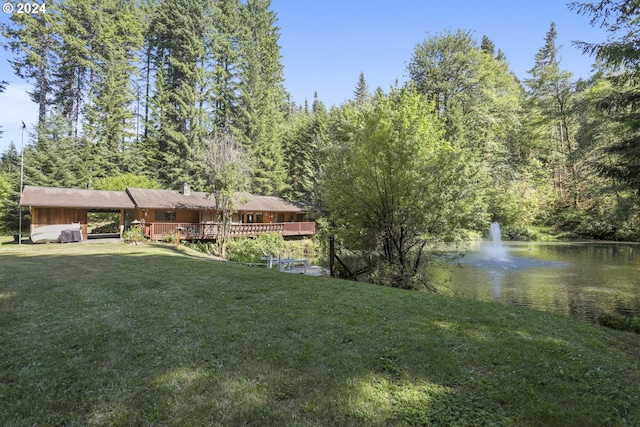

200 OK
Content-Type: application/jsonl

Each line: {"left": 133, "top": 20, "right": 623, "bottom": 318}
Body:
{"left": 0, "top": 241, "right": 639, "bottom": 426}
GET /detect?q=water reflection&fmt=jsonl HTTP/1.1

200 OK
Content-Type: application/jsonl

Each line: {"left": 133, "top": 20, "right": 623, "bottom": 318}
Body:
{"left": 431, "top": 241, "right": 640, "bottom": 322}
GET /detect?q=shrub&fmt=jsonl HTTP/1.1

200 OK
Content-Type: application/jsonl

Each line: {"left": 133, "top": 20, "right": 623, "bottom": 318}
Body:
{"left": 225, "top": 233, "right": 319, "bottom": 264}
{"left": 183, "top": 241, "right": 218, "bottom": 256}
{"left": 162, "top": 231, "right": 177, "bottom": 243}
{"left": 226, "top": 233, "right": 286, "bottom": 263}
{"left": 123, "top": 227, "right": 146, "bottom": 244}
{"left": 597, "top": 312, "right": 635, "bottom": 333}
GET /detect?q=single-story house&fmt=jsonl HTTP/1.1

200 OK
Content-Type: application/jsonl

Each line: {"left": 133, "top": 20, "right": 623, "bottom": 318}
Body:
{"left": 20, "top": 183, "right": 315, "bottom": 242}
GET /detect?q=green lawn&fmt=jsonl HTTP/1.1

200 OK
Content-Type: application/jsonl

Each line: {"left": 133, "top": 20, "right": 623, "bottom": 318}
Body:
{"left": 1, "top": 241, "right": 638, "bottom": 426}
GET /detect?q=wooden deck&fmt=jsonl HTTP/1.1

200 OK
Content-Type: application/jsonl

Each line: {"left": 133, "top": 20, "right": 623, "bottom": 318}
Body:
{"left": 146, "top": 222, "right": 316, "bottom": 241}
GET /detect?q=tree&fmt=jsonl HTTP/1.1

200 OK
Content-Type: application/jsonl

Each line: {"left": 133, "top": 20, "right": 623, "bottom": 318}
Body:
{"left": 353, "top": 71, "right": 371, "bottom": 103}
{"left": 236, "top": 0, "right": 288, "bottom": 195}
{"left": 323, "top": 86, "right": 482, "bottom": 289}
{"left": 203, "top": 134, "right": 250, "bottom": 257}
{"left": 93, "top": 173, "right": 162, "bottom": 191}
{"left": 0, "top": 143, "right": 23, "bottom": 233}
{"left": 82, "top": 0, "right": 145, "bottom": 176}
{"left": 22, "top": 109, "right": 84, "bottom": 189}
{"left": 145, "top": 0, "right": 216, "bottom": 189}
{"left": 2, "top": 2, "right": 59, "bottom": 127}
{"left": 570, "top": 0, "right": 640, "bottom": 194}
{"left": 282, "top": 92, "right": 328, "bottom": 204}
{"left": 524, "top": 23, "right": 578, "bottom": 206}
{"left": 407, "top": 30, "right": 525, "bottom": 228}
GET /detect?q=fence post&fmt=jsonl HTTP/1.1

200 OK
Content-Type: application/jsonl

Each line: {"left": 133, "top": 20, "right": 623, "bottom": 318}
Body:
{"left": 328, "top": 234, "right": 335, "bottom": 277}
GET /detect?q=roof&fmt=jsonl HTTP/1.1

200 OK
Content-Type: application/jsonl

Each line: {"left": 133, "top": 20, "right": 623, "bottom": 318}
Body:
{"left": 126, "top": 187, "right": 217, "bottom": 210}
{"left": 20, "top": 185, "right": 136, "bottom": 209}
{"left": 237, "top": 193, "right": 303, "bottom": 213}
{"left": 20, "top": 185, "right": 303, "bottom": 213}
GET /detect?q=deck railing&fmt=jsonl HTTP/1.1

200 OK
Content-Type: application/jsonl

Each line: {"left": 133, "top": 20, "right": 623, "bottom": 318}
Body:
{"left": 146, "top": 222, "right": 315, "bottom": 241}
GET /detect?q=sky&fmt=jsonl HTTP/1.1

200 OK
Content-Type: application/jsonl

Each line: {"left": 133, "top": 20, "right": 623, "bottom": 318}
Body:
{"left": 0, "top": 0, "right": 609, "bottom": 154}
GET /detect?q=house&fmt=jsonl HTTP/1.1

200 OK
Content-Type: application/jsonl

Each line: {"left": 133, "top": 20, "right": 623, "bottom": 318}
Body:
{"left": 20, "top": 184, "right": 315, "bottom": 242}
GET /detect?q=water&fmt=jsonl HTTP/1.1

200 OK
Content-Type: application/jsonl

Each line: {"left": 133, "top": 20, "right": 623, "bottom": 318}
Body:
{"left": 430, "top": 239, "right": 640, "bottom": 322}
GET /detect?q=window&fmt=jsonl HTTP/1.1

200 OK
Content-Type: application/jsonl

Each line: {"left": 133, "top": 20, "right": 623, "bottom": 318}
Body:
{"left": 256, "top": 213, "right": 263, "bottom": 223}
{"left": 155, "top": 210, "right": 176, "bottom": 221}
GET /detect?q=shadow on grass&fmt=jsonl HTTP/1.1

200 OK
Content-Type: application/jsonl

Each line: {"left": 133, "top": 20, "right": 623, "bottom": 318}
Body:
{"left": 1, "top": 246, "right": 639, "bottom": 426}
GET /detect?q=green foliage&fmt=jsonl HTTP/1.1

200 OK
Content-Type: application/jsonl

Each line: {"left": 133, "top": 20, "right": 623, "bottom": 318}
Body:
{"left": 597, "top": 311, "right": 639, "bottom": 334}
{"left": 123, "top": 226, "right": 146, "bottom": 243}
{"left": 93, "top": 173, "right": 162, "bottom": 191}
{"left": 225, "top": 233, "right": 317, "bottom": 264}
{"left": 323, "top": 86, "right": 484, "bottom": 288}
{"left": 226, "top": 232, "right": 286, "bottom": 263}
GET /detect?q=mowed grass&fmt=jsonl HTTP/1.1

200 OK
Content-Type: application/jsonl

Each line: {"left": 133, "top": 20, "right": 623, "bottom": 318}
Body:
{"left": 0, "top": 242, "right": 639, "bottom": 426}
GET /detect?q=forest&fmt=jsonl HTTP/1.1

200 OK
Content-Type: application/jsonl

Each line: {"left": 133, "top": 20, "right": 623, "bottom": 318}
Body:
{"left": 1, "top": 1, "right": 639, "bottom": 287}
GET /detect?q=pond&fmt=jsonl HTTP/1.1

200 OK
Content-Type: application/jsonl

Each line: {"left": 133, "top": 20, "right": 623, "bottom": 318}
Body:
{"left": 429, "top": 241, "right": 640, "bottom": 322}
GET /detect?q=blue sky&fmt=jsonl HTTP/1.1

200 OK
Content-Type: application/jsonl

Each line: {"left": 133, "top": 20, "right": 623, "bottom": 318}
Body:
{"left": 0, "top": 0, "right": 608, "bottom": 153}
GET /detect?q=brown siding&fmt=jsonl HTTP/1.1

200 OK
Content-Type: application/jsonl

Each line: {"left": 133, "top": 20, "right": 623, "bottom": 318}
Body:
{"left": 32, "top": 207, "right": 87, "bottom": 225}
{"left": 30, "top": 207, "right": 88, "bottom": 240}
{"left": 177, "top": 210, "right": 198, "bottom": 223}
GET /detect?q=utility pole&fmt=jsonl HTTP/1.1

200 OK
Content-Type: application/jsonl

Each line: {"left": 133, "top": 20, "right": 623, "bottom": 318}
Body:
{"left": 18, "top": 121, "right": 25, "bottom": 245}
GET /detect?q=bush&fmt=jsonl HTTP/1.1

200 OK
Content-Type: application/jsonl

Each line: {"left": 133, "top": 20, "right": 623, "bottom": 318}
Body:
{"left": 183, "top": 241, "right": 218, "bottom": 256}
{"left": 162, "top": 231, "right": 177, "bottom": 243}
{"left": 225, "top": 233, "right": 318, "bottom": 264}
{"left": 123, "top": 227, "right": 146, "bottom": 244}
{"left": 597, "top": 312, "right": 636, "bottom": 333}
{"left": 226, "top": 233, "right": 286, "bottom": 263}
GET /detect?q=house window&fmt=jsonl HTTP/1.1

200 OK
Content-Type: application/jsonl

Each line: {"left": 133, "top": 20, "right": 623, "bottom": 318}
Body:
{"left": 155, "top": 210, "right": 176, "bottom": 221}
{"left": 256, "top": 212, "right": 263, "bottom": 223}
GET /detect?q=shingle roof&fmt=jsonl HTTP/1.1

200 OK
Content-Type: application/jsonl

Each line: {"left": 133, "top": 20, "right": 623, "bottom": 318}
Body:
{"left": 236, "top": 193, "right": 303, "bottom": 213}
{"left": 20, "top": 185, "right": 136, "bottom": 209}
{"left": 20, "top": 185, "right": 303, "bottom": 213}
{"left": 126, "top": 187, "right": 217, "bottom": 210}
{"left": 20, "top": 185, "right": 302, "bottom": 212}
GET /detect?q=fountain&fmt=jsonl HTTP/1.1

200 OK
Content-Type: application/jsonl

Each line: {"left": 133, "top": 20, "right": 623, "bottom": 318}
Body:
{"left": 485, "top": 221, "right": 508, "bottom": 261}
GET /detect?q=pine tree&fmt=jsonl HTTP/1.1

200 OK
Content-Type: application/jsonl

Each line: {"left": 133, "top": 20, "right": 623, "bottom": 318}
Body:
{"left": 236, "top": 0, "right": 288, "bottom": 195}
{"left": 354, "top": 71, "right": 370, "bottom": 103}
{"left": 210, "top": 0, "right": 243, "bottom": 135}
{"left": 145, "top": 0, "right": 216, "bottom": 189}
{"left": 0, "top": 143, "right": 22, "bottom": 232}
{"left": 23, "top": 109, "right": 84, "bottom": 189}
{"left": 83, "top": 0, "right": 144, "bottom": 176}
{"left": 571, "top": 0, "right": 640, "bottom": 194}
{"left": 524, "top": 22, "right": 578, "bottom": 205}
{"left": 1, "top": 3, "right": 60, "bottom": 127}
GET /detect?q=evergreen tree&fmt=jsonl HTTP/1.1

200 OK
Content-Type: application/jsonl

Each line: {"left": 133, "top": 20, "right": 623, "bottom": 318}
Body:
{"left": 0, "top": 143, "right": 22, "bottom": 233}
{"left": 236, "top": 0, "right": 288, "bottom": 195}
{"left": 210, "top": 0, "right": 243, "bottom": 135}
{"left": 282, "top": 93, "right": 328, "bottom": 204}
{"left": 53, "top": 0, "right": 94, "bottom": 137}
{"left": 571, "top": 0, "right": 640, "bottom": 194}
{"left": 1, "top": 2, "right": 60, "bottom": 127}
{"left": 23, "top": 109, "right": 84, "bottom": 189}
{"left": 524, "top": 22, "right": 578, "bottom": 206}
{"left": 83, "top": 0, "right": 145, "bottom": 176}
{"left": 353, "top": 71, "right": 370, "bottom": 103}
{"left": 145, "top": 0, "right": 216, "bottom": 189}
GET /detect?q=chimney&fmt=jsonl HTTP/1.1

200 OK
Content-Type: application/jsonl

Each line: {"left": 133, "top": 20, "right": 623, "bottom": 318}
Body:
{"left": 181, "top": 183, "right": 191, "bottom": 196}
